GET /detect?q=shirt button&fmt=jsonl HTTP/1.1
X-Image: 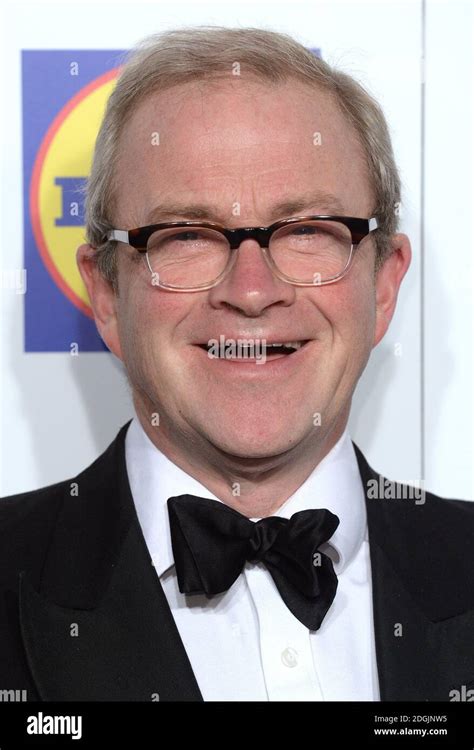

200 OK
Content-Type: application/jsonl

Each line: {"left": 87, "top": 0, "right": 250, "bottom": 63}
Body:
{"left": 281, "top": 647, "right": 299, "bottom": 668}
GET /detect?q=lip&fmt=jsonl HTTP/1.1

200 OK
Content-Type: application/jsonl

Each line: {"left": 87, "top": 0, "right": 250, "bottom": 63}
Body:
{"left": 191, "top": 339, "right": 314, "bottom": 377}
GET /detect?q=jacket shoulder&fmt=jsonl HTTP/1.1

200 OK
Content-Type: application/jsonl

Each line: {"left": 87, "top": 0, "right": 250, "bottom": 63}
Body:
{"left": 353, "top": 441, "right": 473, "bottom": 518}
{"left": 0, "top": 480, "right": 72, "bottom": 587}
{"left": 0, "top": 422, "right": 131, "bottom": 586}
{"left": 1, "top": 479, "right": 68, "bottom": 525}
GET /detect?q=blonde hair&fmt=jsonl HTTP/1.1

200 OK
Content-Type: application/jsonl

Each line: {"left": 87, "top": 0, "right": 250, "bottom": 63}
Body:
{"left": 85, "top": 25, "right": 401, "bottom": 290}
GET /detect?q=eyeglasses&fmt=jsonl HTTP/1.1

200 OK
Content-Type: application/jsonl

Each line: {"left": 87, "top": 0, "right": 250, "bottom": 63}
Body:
{"left": 105, "top": 215, "right": 379, "bottom": 292}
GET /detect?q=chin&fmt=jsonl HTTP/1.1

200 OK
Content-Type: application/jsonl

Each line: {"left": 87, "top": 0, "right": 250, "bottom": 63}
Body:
{"left": 206, "top": 423, "right": 306, "bottom": 460}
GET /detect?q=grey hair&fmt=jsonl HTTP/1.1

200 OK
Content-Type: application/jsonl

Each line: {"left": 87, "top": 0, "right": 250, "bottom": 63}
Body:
{"left": 84, "top": 25, "right": 401, "bottom": 290}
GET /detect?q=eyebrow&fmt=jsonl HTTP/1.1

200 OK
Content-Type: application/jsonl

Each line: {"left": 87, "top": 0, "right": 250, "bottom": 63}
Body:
{"left": 144, "top": 191, "right": 347, "bottom": 225}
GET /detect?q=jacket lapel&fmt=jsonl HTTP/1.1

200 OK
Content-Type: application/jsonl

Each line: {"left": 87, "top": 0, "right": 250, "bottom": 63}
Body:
{"left": 19, "top": 421, "right": 203, "bottom": 701}
{"left": 354, "top": 443, "right": 474, "bottom": 701}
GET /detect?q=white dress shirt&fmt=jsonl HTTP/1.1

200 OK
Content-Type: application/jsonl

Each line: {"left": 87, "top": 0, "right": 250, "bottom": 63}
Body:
{"left": 125, "top": 415, "right": 380, "bottom": 701}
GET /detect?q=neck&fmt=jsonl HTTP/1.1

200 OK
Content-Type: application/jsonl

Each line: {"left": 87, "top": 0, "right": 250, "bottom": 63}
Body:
{"left": 132, "top": 392, "right": 350, "bottom": 517}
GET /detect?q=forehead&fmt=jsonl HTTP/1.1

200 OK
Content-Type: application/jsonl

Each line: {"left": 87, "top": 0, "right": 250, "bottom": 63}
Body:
{"left": 113, "top": 76, "right": 373, "bottom": 224}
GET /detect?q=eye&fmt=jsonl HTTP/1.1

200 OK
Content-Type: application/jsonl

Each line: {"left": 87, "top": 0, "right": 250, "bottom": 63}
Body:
{"left": 172, "top": 231, "right": 203, "bottom": 242}
{"left": 147, "top": 228, "right": 214, "bottom": 250}
{"left": 291, "top": 225, "right": 320, "bottom": 235}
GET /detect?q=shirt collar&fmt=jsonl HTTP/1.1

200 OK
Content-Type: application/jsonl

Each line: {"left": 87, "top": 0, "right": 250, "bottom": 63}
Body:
{"left": 125, "top": 415, "right": 367, "bottom": 579}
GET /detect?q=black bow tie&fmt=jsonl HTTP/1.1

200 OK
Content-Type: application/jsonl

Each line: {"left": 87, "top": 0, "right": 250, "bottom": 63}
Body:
{"left": 167, "top": 495, "right": 340, "bottom": 631}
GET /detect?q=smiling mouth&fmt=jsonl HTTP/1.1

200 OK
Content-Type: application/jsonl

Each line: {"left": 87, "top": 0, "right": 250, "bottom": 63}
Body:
{"left": 197, "top": 340, "right": 311, "bottom": 358}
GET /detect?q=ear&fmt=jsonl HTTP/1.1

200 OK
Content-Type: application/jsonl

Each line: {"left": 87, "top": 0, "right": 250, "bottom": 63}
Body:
{"left": 76, "top": 243, "right": 123, "bottom": 360}
{"left": 373, "top": 233, "right": 412, "bottom": 347}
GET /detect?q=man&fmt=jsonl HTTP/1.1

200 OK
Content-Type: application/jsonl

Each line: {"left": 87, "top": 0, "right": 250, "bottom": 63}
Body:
{"left": 1, "top": 26, "right": 473, "bottom": 702}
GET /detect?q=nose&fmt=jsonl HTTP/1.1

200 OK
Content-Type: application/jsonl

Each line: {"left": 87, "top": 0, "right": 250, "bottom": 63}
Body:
{"left": 207, "top": 238, "right": 296, "bottom": 316}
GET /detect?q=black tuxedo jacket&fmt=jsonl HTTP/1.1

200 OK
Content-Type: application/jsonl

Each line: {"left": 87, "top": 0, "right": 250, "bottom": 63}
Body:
{"left": 1, "top": 421, "right": 473, "bottom": 702}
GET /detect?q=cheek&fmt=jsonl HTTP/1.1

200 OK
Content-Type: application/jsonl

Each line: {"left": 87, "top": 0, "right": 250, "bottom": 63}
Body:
{"left": 116, "top": 281, "right": 193, "bottom": 371}
{"left": 316, "top": 273, "right": 376, "bottom": 351}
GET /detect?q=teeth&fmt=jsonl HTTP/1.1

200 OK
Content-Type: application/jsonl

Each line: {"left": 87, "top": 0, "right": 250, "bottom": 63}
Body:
{"left": 203, "top": 340, "right": 305, "bottom": 353}
{"left": 275, "top": 341, "right": 303, "bottom": 350}
{"left": 263, "top": 341, "right": 304, "bottom": 351}
{"left": 283, "top": 341, "right": 303, "bottom": 350}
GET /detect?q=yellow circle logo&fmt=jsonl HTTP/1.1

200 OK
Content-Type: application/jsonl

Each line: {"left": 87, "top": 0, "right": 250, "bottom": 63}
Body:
{"left": 30, "top": 68, "right": 119, "bottom": 317}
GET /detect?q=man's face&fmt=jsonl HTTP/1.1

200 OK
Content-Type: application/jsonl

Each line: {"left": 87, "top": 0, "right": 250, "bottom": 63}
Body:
{"left": 82, "top": 77, "right": 408, "bottom": 459}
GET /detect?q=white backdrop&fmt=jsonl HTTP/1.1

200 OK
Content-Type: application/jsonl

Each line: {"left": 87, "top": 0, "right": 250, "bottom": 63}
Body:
{"left": 0, "top": 0, "right": 472, "bottom": 500}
